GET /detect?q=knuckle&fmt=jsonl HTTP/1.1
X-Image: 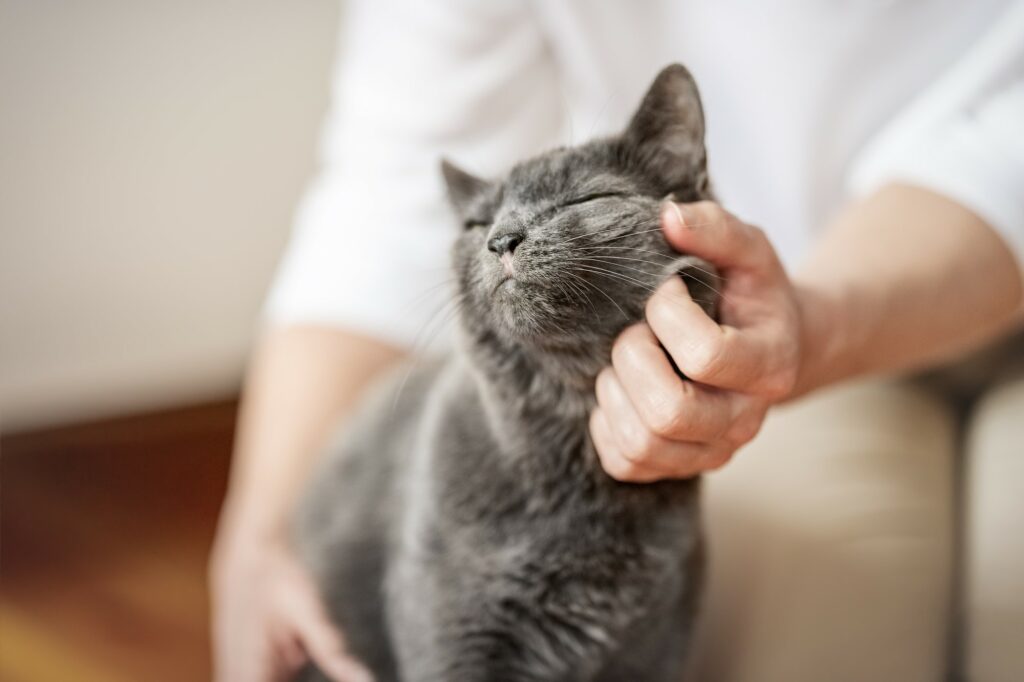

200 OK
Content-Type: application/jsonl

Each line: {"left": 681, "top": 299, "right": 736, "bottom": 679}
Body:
{"left": 705, "top": 450, "right": 733, "bottom": 471}
{"left": 725, "top": 424, "right": 753, "bottom": 449}
{"left": 747, "top": 223, "right": 768, "bottom": 244}
{"left": 760, "top": 366, "right": 798, "bottom": 400}
{"left": 644, "top": 387, "right": 687, "bottom": 438}
{"left": 604, "top": 453, "right": 641, "bottom": 482}
{"left": 728, "top": 411, "right": 765, "bottom": 446}
{"left": 682, "top": 335, "right": 725, "bottom": 382}
{"left": 742, "top": 224, "right": 772, "bottom": 258}
{"left": 621, "top": 422, "right": 657, "bottom": 464}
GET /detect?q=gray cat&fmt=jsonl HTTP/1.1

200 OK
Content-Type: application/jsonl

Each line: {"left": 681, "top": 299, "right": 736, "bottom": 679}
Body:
{"left": 295, "top": 64, "right": 720, "bottom": 682}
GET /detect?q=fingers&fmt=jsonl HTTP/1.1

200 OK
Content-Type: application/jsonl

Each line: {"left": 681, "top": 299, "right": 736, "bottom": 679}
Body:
{"left": 589, "top": 197, "right": 790, "bottom": 483}
{"left": 279, "top": 563, "right": 374, "bottom": 682}
{"left": 590, "top": 408, "right": 662, "bottom": 482}
{"left": 661, "top": 201, "right": 777, "bottom": 273}
{"left": 590, "top": 407, "right": 699, "bottom": 482}
{"left": 589, "top": 364, "right": 733, "bottom": 481}
{"left": 608, "top": 324, "right": 734, "bottom": 442}
{"left": 644, "top": 277, "right": 772, "bottom": 392}
{"left": 591, "top": 319, "right": 776, "bottom": 482}
{"left": 656, "top": 199, "right": 800, "bottom": 399}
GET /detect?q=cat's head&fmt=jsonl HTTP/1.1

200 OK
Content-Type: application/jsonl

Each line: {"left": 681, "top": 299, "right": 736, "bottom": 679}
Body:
{"left": 443, "top": 64, "right": 718, "bottom": 358}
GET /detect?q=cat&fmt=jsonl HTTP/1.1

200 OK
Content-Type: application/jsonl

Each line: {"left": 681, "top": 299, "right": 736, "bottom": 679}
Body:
{"left": 295, "top": 63, "right": 720, "bottom": 682}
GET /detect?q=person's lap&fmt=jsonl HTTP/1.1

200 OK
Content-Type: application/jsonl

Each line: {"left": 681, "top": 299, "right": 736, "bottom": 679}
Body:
{"left": 688, "top": 379, "right": 957, "bottom": 682}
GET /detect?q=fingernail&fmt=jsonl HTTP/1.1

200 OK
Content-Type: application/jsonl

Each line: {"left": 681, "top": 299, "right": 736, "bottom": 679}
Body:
{"left": 663, "top": 201, "right": 690, "bottom": 229}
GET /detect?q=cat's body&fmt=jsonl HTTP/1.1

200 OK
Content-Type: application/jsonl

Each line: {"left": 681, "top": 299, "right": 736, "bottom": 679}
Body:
{"left": 295, "top": 64, "right": 718, "bottom": 681}
{"left": 299, "top": 353, "right": 703, "bottom": 681}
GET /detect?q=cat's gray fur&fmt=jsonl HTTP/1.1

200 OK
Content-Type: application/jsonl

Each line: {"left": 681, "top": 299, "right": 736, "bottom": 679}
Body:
{"left": 295, "top": 64, "right": 719, "bottom": 682}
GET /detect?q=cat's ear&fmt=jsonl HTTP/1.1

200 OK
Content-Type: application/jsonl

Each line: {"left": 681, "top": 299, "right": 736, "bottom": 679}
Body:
{"left": 440, "top": 158, "right": 490, "bottom": 217}
{"left": 620, "top": 64, "right": 708, "bottom": 197}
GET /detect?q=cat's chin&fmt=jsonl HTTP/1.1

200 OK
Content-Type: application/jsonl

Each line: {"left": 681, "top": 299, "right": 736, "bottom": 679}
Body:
{"left": 493, "top": 316, "right": 611, "bottom": 357}
{"left": 489, "top": 313, "right": 545, "bottom": 344}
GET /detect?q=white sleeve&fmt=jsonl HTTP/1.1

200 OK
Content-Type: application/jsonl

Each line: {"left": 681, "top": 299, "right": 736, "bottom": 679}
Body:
{"left": 848, "top": 2, "right": 1024, "bottom": 271}
{"left": 265, "top": 0, "right": 563, "bottom": 348}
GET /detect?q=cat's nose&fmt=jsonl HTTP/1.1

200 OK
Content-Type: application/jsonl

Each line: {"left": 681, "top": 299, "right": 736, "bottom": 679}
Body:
{"left": 487, "top": 233, "right": 524, "bottom": 256}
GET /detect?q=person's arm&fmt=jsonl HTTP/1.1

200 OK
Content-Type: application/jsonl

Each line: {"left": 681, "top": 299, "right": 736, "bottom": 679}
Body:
{"left": 589, "top": 185, "right": 1022, "bottom": 482}
{"left": 211, "top": 0, "right": 564, "bottom": 675}
{"left": 215, "top": 326, "right": 404, "bottom": 544}
{"left": 210, "top": 326, "right": 403, "bottom": 682}
{"left": 795, "top": 183, "right": 1023, "bottom": 396}
{"left": 593, "top": 7, "right": 1024, "bottom": 481}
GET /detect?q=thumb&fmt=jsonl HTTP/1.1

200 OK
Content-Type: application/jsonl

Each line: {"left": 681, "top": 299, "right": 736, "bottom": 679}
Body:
{"left": 661, "top": 201, "right": 770, "bottom": 271}
{"left": 280, "top": 573, "right": 374, "bottom": 682}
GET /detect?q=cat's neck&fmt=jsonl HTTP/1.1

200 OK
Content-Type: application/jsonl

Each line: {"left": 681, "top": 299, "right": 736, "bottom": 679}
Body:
{"left": 462, "top": 327, "right": 608, "bottom": 452}
{"left": 457, "top": 325, "right": 692, "bottom": 508}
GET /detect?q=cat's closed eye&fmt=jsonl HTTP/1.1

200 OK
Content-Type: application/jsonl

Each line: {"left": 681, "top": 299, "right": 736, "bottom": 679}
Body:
{"left": 556, "top": 191, "right": 631, "bottom": 210}
{"left": 462, "top": 192, "right": 629, "bottom": 231}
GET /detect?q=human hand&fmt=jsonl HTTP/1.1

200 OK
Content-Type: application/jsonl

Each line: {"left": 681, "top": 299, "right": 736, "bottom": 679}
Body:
{"left": 590, "top": 201, "right": 804, "bottom": 481}
{"left": 210, "top": 535, "right": 373, "bottom": 682}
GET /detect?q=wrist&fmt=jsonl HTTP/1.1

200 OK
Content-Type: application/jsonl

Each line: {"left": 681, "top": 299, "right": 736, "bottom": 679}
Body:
{"left": 790, "top": 280, "right": 862, "bottom": 399}
{"left": 211, "top": 491, "right": 291, "bottom": 566}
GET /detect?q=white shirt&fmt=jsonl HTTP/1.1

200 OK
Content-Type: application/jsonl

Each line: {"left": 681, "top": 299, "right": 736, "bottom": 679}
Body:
{"left": 266, "top": 0, "right": 1024, "bottom": 349}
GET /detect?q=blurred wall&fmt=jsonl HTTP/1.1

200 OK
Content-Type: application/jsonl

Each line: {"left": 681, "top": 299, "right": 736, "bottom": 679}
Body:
{"left": 0, "top": 1, "right": 340, "bottom": 431}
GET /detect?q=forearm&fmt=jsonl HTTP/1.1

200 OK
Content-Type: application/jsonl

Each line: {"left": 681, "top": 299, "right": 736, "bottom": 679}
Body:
{"left": 215, "top": 325, "right": 405, "bottom": 549}
{"left": 793, "top": 183, "right": 1023, "bottom": 397}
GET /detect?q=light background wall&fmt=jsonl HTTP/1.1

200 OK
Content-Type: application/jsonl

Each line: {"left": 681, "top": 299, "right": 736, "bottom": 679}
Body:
{"left": 0, "top": 1, "right": 340, "bottom": 431}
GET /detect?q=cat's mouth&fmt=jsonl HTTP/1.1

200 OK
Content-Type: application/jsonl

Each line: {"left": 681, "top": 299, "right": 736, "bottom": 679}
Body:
{"left": 488, "top": 253, "right": 527, "bottom": 297}
{"left": 491, "top": 276, "right": 515, "bottom": 296}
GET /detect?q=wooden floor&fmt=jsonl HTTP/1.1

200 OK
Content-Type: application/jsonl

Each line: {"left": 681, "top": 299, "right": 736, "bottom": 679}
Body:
{"left": 1, "top": 401, "right": 237, "bottom": 682}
